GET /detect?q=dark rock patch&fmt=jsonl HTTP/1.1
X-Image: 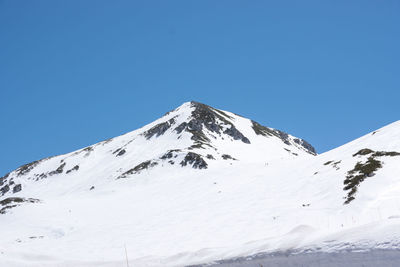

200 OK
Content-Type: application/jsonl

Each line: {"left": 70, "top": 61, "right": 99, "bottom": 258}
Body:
{"left": 324, "top": 160, "right": 341, "bottom": 170}
{"left": 221, "top": 154, "right": 237, "bottom": 160}
{"left": 223, "top": 127, "right": 250, "bottom": 144}
{"left": 353, "top": 149, "right": 374, "bottom": 157}
{"left": 38, "top": 173, "right": 47, "bottom": 179}
{"left": 16, "top": 160, "right": 41, "bottom": 176}
{"left": 180, "top": 152, "right": 208, "bottom": 169}
{"left": 0, "top": 173, "right": 10, "bottom": 186}
{"left": 332, "top": 161, "right": 341, "bottom": 170}
{"left": 252, "top": 121, "right": 316, "bottom": 155}
{"left": 344, "top": 157, "right": 382, "bottom": 204}
{"left": 119, "top": 160, "right": 159, "bottom": 178}
{"left": 373, "top": 151, "right": 400, "bottom": 157}
{"left": 49, "top": 162, "right": 66, "bottom": 176}
{"left": 0, "top": 197, "right": 40, "bottom": 214}
{"left": 113, "top": 148, "right": 121, "bottom": 154}
{"left": 144, "top": 118, "right": 176, "bottom": 139}
{"left": 66, "top": 165, "right": 79, "bottom": 174}
{"left": 353, "top": 148, "right": 400, "bottom": 158}
{"left": 82, "top": 146, "right": 94, "bottom": 156}
{"left": 293, "top": 138, "right": 317, "bottom": 155}
{"left": 276, "top": 130, "right": 291, "bottom": 145}
{"left": 251, "top": 121, "right": 276, "bottom": 137}
{"left": 116, "top": 149, "right": 126, "bottom": 156}
{"left": 206, "top": 154, "right": 215, "bottom": 160}
{"left": 0, "top": 185, "right": 10, "bottom": 196}
{"left": 160, "top": 150, "right": 181, "bottom": 160}
{"left": 344, "top": 149, "right": 400, "bottom": 204}
{"left": 12, "top": 184, "right": 22, "bottom": 193}
{"left": 175, "top": 102, "right": 250, "bottom": 146}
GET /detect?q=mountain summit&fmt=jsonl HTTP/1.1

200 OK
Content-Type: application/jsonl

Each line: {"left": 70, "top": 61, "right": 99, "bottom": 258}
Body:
{"left": 0, "top": 101, "right": 315, "bottom": 198}
{"left": 0, "top": 103, "right": 399, "bottom": 267}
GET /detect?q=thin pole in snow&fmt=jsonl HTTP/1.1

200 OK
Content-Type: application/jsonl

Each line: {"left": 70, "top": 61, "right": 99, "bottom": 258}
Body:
{"left": 124, "top": 243, "right": 130, "bottom": 267}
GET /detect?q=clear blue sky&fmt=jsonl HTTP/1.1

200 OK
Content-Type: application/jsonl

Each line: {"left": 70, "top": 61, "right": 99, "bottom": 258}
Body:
{"left": 1, "top": 0, "right": 399, "bottom": 176}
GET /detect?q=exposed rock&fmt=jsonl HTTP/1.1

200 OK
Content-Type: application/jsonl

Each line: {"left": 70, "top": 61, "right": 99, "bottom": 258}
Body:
{"left": 0, "top": 173, "right": 10, "bottom": 186}
{"left": 251, "top": 120, "right": 290, "bottom": 145}
{"left": 252, "top": 121, "right": 316, "bottom": 155}
{"left": 144, "top": 118, "right": 176, "bottom": 139}
{"left": 49, "top": 162, "right": 66, "bottom": 176}
{"left": 251, "top": 120, "right": 276, "bottom": 137}
{"left": 116, "top": 149, "right": 126, "bottom": 156}
{"left": 223, "top": 127, "right": 250, "bottom": 144}
{"left": 344, "top": 157, "right": 382, "bottom": 204}
{"left": 206, "top": 154, "right": 215, "bottom": 160}
{"left": 16, "top": 160, "right": 41, "bottom": 176}
{"left": 276, "top": 130, "right": 291, "bottom": 145}
{"left": 83, "top": 146, "right": 94, "bottom": 157}
{"left": 0, "top": 197, "right": 40, "bottom": 214}
{"left": 12, "top": 184, "right": 22, "bottom": 193}
{"left": 353, "top": 149, "right": 400, "bottom": 158}
{"left": 293, "top": 138, "right": 317, "bottom": 155}
{"left": 221, "top": 154, "right": 237, "bottom": 160}
{"left": 353, "top": 149, "right": 374, "bottom": 157}
{"left": 112, "top": 148, "right": 122, "bottom": 154}
{"left": 160, "top": 150, "right": 181, "bottom": 160}
{"left": 83, "top": 146, "right": 93, "bottom": 152}
{"left": 344, "top": 149, "right": 400, "bottom": 204}
{"left": 180, "top": 152, "right": 208, "bottom": 169}
{"left": 373, "top": 151, "right": 400, "bottom": 157}
{"left": 175, "top": 102, "right": 250, "bottom": 146}
{"left": 119, "top": 160, "right": 159, "bottom": 178}
{"left": 0, "top": 185, "right": 10, "bottom": 196}
{"left": 66, "top": 165, "right": 80, "bottom": 174}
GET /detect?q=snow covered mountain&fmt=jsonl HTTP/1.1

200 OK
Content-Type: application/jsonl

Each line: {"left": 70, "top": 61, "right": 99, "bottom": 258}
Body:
{"left": 0, "top": 101, "right": 399, "bottom": 267}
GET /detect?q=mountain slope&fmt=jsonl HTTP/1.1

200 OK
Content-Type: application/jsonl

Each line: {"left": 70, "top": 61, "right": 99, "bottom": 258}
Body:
{"left": 0, "top": 102, "right": 399, "bottom": 267}
{"left": 0, "top": 101, "right": 315, "bottom": 199}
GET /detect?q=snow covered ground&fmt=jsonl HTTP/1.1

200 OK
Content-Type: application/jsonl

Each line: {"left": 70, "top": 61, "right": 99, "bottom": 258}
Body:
{"left": 0, "top": 102, "right": 399, "bottom": 266}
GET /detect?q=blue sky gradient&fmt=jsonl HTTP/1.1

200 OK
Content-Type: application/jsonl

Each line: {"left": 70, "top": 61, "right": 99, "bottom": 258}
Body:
{"left": 1, "top": 0, "right": 399, "bottom": 176}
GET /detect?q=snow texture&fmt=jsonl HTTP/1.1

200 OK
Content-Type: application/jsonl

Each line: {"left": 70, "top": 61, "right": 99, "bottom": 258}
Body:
{"left": 0, "top": 101, "right": 399, "bottom": 266}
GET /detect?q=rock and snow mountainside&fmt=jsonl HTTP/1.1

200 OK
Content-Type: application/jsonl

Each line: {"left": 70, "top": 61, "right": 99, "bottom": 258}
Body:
{"left": 0, "top": 101, "right": 399, "bottom": 267}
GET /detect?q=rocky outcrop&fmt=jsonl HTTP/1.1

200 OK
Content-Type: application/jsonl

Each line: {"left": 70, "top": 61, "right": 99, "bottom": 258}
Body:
{"left": 119, "top": 160, "right": 159, "bottom": 178}
{"left": 0, "top": 197, "right": 40, "bottom": 214}
{"left": 144, "top": 118, "right": 176, "bottom": 139}
{"left": 12, "top": 184, "right": 22, "bottom": 193}
{"left": 251, "top": 120, "right": 316, "bottom": 155}
{"left": 174, "top": 102, "right": 250, "bottom": 146}
{"left": 343, "top": 149, "right": 400, "bottom": 204}
{"left": 66, "top": 165, "right": 79, "bottom": 174}
{"left": 180, "top": 152, "right": 208, "bottom": 169}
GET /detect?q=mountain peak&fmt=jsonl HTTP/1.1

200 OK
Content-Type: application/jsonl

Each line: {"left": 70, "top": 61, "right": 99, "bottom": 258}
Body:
{"left": 2, "top": 105, "right": 400, "bottom": 266}
{"left": 0, "top": 102, "right": 317, "bottom": 199}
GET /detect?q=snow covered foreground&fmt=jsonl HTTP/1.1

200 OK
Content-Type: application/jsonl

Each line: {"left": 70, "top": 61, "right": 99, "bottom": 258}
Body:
{"left": 1, "top": 102, "right": 400, "bottom": 266}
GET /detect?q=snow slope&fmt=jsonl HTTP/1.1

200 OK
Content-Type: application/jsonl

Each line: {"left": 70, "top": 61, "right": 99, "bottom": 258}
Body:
{"left": 0, "top": 102, "right": 399, "bottom": 266}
